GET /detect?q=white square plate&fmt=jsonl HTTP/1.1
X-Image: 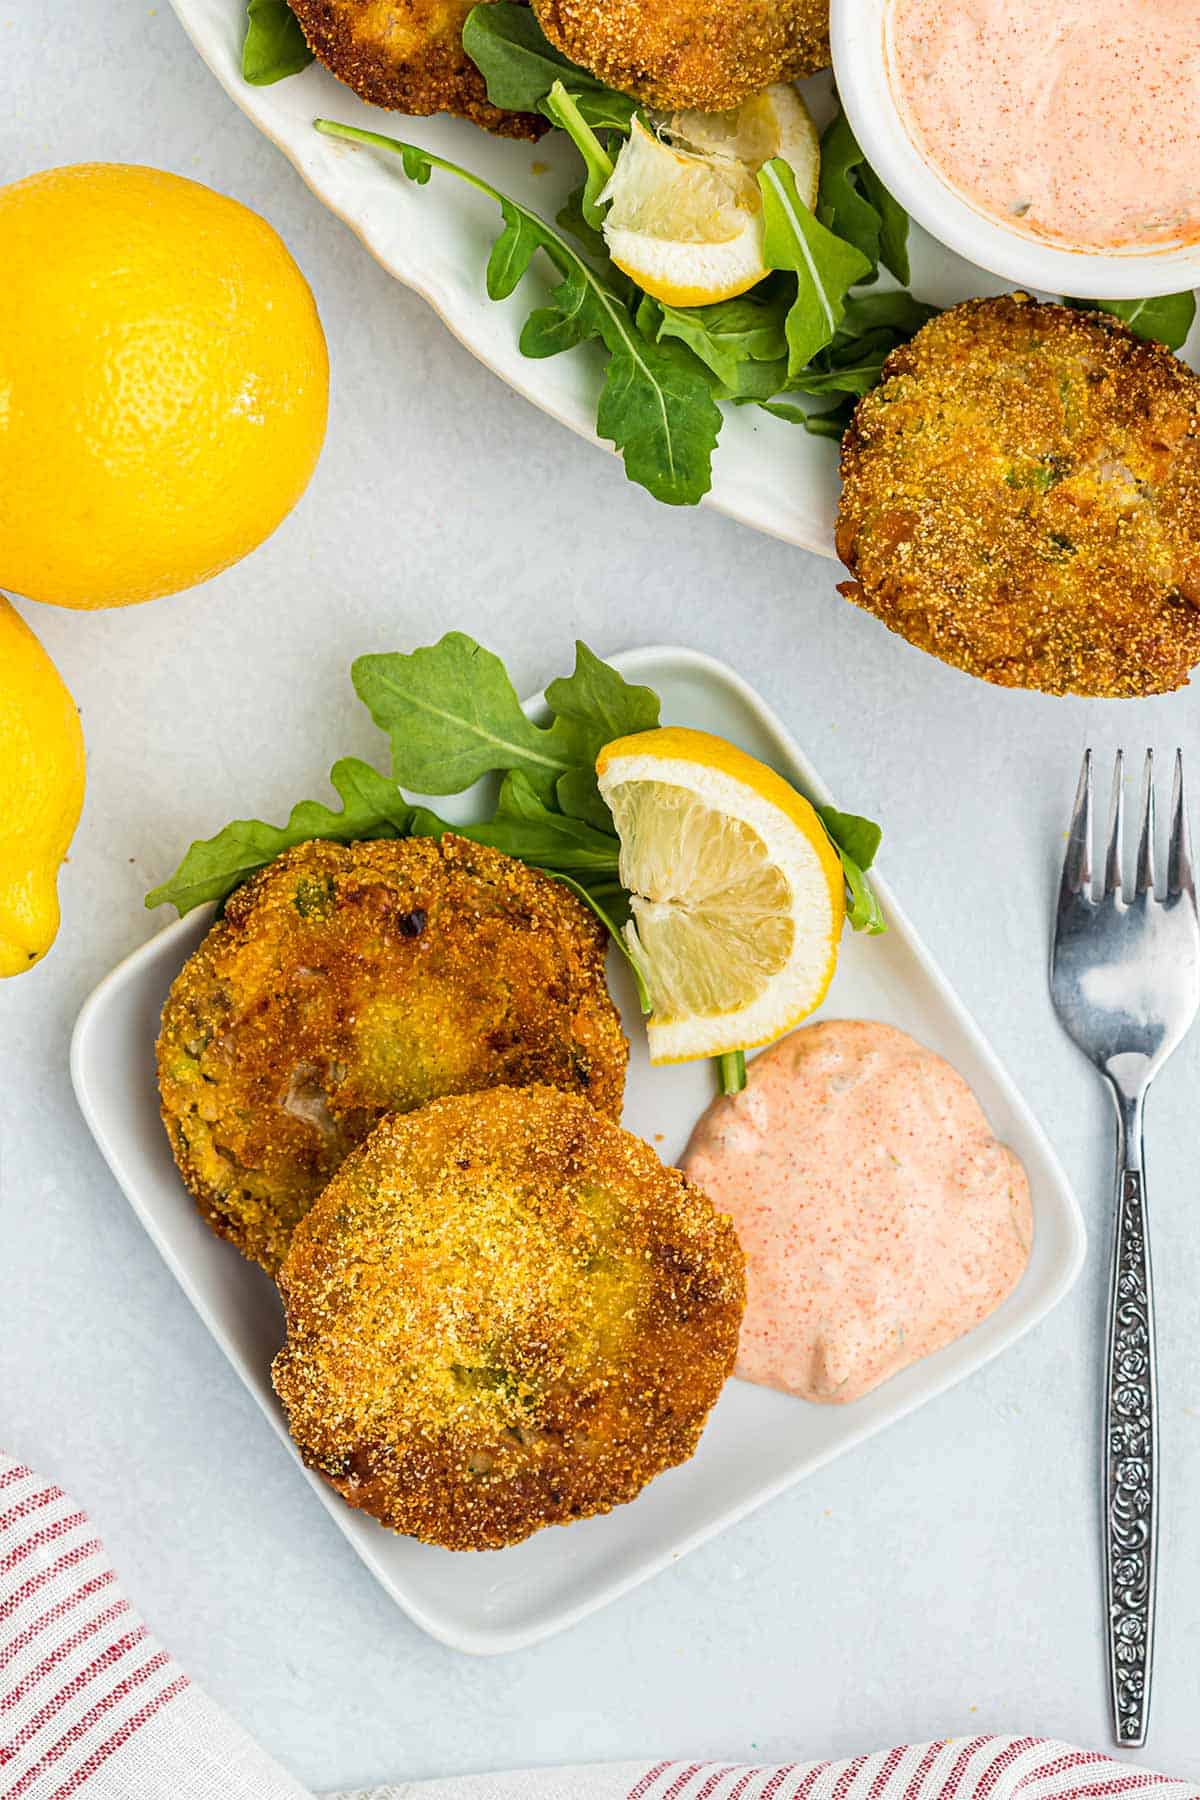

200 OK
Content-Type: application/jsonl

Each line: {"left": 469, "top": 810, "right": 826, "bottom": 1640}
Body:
{"left": 71, "top": 645, "right": 1086, "bottom": 1654}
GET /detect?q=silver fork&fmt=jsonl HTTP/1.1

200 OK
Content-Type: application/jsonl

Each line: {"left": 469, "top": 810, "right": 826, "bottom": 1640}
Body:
{"left": 1050, "top": 749, "right": 1199, "bottom": 1748}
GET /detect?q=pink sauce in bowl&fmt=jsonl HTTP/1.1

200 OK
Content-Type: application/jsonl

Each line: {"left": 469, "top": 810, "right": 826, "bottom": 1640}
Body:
{"left": 886, "top": 0, "right": 1200, "bottom": 254}
{"left": 681, "top": 1020, "right": 1032, "bottom": 1405}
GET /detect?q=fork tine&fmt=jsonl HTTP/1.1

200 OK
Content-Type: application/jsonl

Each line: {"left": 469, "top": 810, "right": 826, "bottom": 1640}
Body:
{"left": 1060, "top": 748, "right": 1094, "bottom": 903}
{"left": 1168, "top": 749, "right": 1194, "bottom": 900}
{"left": 1136, "top": 750, "right": 1156, "bottom": 895}
{"left": 1104, "top": 750, "right": 1124, "bottom": 898}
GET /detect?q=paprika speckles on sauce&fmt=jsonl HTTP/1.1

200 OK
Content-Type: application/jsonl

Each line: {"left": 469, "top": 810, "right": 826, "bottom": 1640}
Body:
{"left": 681, "top": 1020, "right": 1032, "bottom": 1404}
{"left": 887, "top": 0, "right": 1200, "bottom": 252}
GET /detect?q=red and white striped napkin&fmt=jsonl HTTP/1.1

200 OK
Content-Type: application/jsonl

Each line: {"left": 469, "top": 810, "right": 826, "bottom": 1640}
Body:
{"left": 3, "top": 1452, "right": 1196, "bottom": 1800}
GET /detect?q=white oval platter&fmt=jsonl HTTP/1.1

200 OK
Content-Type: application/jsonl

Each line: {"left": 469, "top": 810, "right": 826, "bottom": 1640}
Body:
{"left": 164, "top": 0, "right": 1048, "bottom": 557}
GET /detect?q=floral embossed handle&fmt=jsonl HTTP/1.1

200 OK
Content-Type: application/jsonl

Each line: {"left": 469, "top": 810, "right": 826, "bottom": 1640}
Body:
{"left": 1104, "top": 1164, "right": 1157, "bottom": 1748}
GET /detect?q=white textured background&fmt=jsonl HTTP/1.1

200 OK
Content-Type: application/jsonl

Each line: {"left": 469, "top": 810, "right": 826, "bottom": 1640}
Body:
{"left": 3, "top": 0, "right": 1200, "bottom": 1789}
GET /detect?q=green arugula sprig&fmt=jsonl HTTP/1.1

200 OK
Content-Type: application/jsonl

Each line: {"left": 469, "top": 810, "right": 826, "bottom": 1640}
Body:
{"left": 316, "top": 120, "right": 721, "bottom": 505}
{"left": 242, "top": 0, "right": 312, "bottom": 84}
{"left": 147, "top": 634, "right": 885, "bottom": 1048}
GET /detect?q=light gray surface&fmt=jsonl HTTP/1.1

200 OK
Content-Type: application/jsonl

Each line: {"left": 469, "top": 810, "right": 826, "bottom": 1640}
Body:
{"left": 2, "top": 0, "right": 1200, "bottom": 1791}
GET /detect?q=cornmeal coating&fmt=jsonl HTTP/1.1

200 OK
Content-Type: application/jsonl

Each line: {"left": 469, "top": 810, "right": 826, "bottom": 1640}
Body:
{"left": 289, "top": 0, "right": 544, "bottom": 138}
{"left": 836, "top": 294, "right": 1200, "bottom": 697}
{"left": 530, "top": 0, "right": 829, "bottom": 111}
{"left": 272, "top": 1086, "right": 746, "bottom": 1550}
{"left": 157, "top": 837, "right": 627, "bottom": 1274}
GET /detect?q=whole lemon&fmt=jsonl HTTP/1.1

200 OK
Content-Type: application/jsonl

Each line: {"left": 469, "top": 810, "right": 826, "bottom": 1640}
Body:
{"left": 0, "top": 596, "right": 86, "bottom": 975}
{"left": 0, "top": 164, "right": 328, "bottom": 610}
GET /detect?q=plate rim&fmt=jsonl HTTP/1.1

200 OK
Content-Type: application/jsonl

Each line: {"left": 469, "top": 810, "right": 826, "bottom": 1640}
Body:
{"left": 70, "top": 642, "right": 1087, "bottom": 1654}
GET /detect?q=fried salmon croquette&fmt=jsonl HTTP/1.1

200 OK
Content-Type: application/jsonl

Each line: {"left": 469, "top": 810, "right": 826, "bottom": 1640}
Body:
{"left": 531, "top": 0, "right": 829, "bottom": 111}
{"left": 156, "top": 836, "right": 627, "bottom": 1274}
{"left": 836, "top": 294, "right": 1200, "bottom": 698}
{"left": 272, "top": 1085, "right": 746, "bottom": 1550}
{"left": 288, "top": 0, "right": 544, "bottom": 138}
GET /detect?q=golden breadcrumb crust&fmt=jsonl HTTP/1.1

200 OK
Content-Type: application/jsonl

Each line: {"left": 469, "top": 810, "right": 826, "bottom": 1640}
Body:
{"left": 157, "top": 836, "right": 627, "bottom": 1275}
{"left": 289, "top": 0, "right": 545, "bottom": 138}
{"left": 531, "top": 0, "right": 829, "bottom": 111}
{"left": 836, "top": 294, "right": 1200, "bottom": 697}
{"left": 273, "top": 1085, "right": 746, "bottom": 1550}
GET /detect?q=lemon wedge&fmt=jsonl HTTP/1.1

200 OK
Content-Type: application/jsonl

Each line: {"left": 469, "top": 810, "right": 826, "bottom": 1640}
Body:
{"left": 600, "top": 85, "right": 819, "bottom": 308}
{"left": 596, "top": 727, "right": 845, "bottom": 1063}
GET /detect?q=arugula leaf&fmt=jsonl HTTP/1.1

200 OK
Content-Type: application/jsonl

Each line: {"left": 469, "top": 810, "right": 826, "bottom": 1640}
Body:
{"left": 748, "top": 290, "right": 936, "bottom": 420}
{"left": 816, "top": 805, "right": 885, "bottom": 934}
{"left": 545, "top": 640, "right": 660, "bottom": 771}
{"left": 542, "top": 81, "right": 613, "bottom": 228}
{"left": 144, "top": 757, "right": 434, "bottom": 913}
{"left": 1070, "top": 292, "right": 1197, "bottom": 352}
{"left": 858, "top": 163, "right": 911, "bottom": 286}
{"left": 462, "top": 2, "right": 635, "bottom": 132}
{"left": 816, "top": 113, "right": 910, "bottom": 283}
{"left": 758, "top": 159, "right": 873, "bottom": 378}
{"left": 837, "top": 290, "right": 937, "bottom": 340}
{"left": 452, "top": 771, "right": 622, "bottom": 874}
{"left": 316, "top": 120, "right": 722, "bottom": 507}
{"left": 554, "top": 770, "right": 617, "bottom": 830}
{"left": 720, "top": 357, "right": 791, "bottom": 402}
{"left": 546, "top": 639, "right": 659, "bottom": 825}
{"left": 638, "top": 289, "right": 789, "bottom": 391}
{"left": 787, "top": 357, "right": 890, "bottom": 397}
{"left": 815, "top": 113, "right": 884, "bottom": 272}
{"left": 353, "top": 632, "right": 658, "bottom": 821}
{"left": 816, "top": 805, "right": 881, "bottom": 871}
{"left": 242, "top": 0, "right": 313, "bottom": 83}
{"left": 353, "top": 631, "right": 576, "bottom": 799}
{"left": 755, "top": 397, "right": 856, "bottom": 437}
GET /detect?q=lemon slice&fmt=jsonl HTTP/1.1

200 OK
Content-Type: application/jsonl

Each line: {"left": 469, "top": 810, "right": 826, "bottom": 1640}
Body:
{"left": 596, "top": 727, "right": 845, "bottom": 1063}
{"left": 600, "top": 85, "right": 820, "bottom": 308}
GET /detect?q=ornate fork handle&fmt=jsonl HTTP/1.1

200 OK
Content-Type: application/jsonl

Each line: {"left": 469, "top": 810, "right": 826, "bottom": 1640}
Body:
{"left": 1104, "top": 1107, "right": 1158, "bottom": 1749}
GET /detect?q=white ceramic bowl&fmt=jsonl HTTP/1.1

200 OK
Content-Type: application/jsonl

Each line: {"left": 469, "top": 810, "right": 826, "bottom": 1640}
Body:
{"left": 831, "top": 0, "right": 1200, "bottom": 301}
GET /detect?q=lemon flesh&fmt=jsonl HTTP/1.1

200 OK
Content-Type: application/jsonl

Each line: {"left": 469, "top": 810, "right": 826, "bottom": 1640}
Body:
{"left": 601, "top": 86, "right": 820, "bottom": 308}
{"left": 596, "top": 727, "right": 844, "bottom": 1063}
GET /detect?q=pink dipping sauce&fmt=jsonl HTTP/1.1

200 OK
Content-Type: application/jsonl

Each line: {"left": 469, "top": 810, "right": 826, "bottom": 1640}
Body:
{"left": 681, "top": 1020, "right": 1032, "bottom": 1404}
{"left": 887, "top": 0, "right": 1200, "bottom": 251}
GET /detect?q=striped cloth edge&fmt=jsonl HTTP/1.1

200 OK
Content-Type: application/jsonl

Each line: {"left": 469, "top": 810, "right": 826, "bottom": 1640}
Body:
{"left": 0, "top": 1456, "right": 309, "bottom": 1799}
{"left": 4, "top": 1453, "right": 1197, "bottom": 1800}
{"left": 331, "top": 1738, "right": 1200, "bottom": 1800}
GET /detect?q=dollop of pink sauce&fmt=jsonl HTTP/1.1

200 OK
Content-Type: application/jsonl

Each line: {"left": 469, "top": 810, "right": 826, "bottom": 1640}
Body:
{"left": 887, "top": 0, "right": 1200, "bottom": 251}
{"left": 681, "top": 1020, "right": 1032, "bottom": 1405}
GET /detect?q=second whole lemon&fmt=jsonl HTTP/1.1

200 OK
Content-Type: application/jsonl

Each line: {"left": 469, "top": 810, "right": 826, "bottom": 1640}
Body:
{"left": 0, "top": 596, "right": 85, "bottom": 976}
{"left": 0, "top": 164, "right": 329, "bottom": 610}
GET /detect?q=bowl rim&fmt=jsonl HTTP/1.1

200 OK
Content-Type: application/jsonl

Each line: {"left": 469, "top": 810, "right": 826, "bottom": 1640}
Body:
{"left": 829, "top": 0, "right": 1200, "bottom": 301}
